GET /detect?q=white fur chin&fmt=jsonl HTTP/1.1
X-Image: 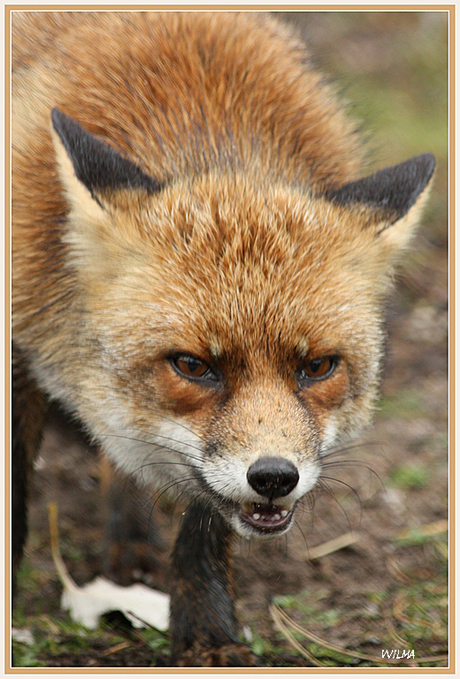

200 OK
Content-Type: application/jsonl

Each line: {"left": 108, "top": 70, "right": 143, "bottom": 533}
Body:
{"left": 230, "top": 514, "right": 294, "bottom": 540}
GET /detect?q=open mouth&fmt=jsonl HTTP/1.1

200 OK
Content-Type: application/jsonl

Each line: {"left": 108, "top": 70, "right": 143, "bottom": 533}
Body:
{"left": 239, "top": 501, "right": 295, "bottom": 533}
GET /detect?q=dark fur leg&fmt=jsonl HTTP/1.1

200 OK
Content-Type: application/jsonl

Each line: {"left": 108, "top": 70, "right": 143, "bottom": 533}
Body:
{"left": 99, "top": 455, "right": 164, "bottom": 586}
{"left": 11, "top": 406, "right": 28, "bottom": 585}
{"left": 12, "top": 343, "right": 47, "bottom": 592}
{"left": 170, "top": 501, "right": 255, "bottom": 667}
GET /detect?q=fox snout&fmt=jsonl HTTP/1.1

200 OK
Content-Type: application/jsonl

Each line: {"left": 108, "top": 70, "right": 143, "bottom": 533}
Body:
{"left": 200, "top": 437, "right": 319, "bottom": 539}
{"left": 246, "top": 456, "right": 300, "bottom": 500}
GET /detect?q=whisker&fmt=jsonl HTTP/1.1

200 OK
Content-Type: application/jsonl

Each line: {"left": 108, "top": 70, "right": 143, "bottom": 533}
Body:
{"left": 315, "top": 479, "right": 355, "bottom": 533}
{"left": 179, "top": 490, "right": 209, "bottom": 517}
{"left": 100, "top": 432, "right": 204, "bottom": 462}
{"left": 297, "top": 494, "right": 317, "bottom": 530}
{"left": 320, "top": 440, "right": 382, "bottom": 459}
{"left": 121, "top": 459, "right": 199, "bottom": 492}
{"left": 96, "top": 401, "right": 207, "bottom": 444}
{"left": 149, "top": 476, "right": 198, "bottom": 509}
{"left": 319, "top": 475, "right": 363, "bottom": 509}
{"left": 137, "top": 460, "right": 196, "bottom": 471}
{"left": 293, "top": 518, "right": 310, "bottom": 557}
{"left": 143, "top": 481, "right": 194, "bottom": 533}
{"left": 321, "top": 459, "right": 383, "bottom": 485}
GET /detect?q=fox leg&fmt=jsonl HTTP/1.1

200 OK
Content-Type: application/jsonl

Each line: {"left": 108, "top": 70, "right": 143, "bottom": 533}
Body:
{"left": 170, "top": 501, "right": 256, "bottom": 667}
{"left": 11, "top": 343, "right": 48, "bottom": 591}
{"left": 99, "top": 455, "right": 165, "bottom": 587}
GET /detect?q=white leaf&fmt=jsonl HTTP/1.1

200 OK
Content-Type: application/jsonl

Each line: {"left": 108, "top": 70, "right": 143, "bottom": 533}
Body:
{"left": 61, "top": 576, "right": 170, "bottom": 631}
{"left": 47, "top": 503, "right": 169, "bottom": 632}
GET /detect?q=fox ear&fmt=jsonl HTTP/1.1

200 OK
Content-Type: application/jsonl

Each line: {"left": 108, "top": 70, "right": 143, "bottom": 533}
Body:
{"left": 326, "top": 154, "right": 435, "bottom": 253}
{"left": 325, "top": 154, "right": 435, "bottom": 221}
{"left": 50, "top": 108, "right": 161, "bottom": 210}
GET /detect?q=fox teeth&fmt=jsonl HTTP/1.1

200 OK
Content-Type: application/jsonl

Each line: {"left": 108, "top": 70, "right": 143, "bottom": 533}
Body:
{"left": 241, "top": 502, "right": 292, "bottom": 517}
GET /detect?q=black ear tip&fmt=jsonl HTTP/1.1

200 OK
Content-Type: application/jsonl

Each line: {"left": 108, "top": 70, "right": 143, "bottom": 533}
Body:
{"left": 51, "top": 108, "right": 77, "bottom": 148}
{"left": 49, "top": 107, "right": 162, "bottom": 196}
{"left": 414, "top": 152, "right": 436, "bottom": 182}
{"left": 51, "top": 107, "right": 67, "bottom": 134}
{"left": 324, "top": 151, "right": 436, "bottom": 221}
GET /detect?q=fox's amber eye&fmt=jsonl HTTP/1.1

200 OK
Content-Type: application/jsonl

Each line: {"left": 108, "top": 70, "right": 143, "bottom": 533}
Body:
{"left": 171, "top": 354, "right": 218, "bottom": 382}
{"left": 297, "top": 356, "right": 338, "bottom": 385}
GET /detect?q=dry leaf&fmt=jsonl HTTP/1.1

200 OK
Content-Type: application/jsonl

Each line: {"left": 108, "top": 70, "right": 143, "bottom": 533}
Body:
{"left": 48, "top": 503, "right": 170, "bottom": 631}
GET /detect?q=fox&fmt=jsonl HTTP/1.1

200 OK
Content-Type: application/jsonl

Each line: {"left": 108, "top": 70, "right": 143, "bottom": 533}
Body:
{"left": 12, "top": 11, "right": 435, "bottom": 667}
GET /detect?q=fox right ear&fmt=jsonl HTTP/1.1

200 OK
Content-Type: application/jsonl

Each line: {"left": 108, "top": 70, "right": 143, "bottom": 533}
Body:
{"left": 50, "top": 108, "right": 161, "bottom": 210}
{"left": 325, "top": 154, "right": 435, "bottom": 225}
{"left": 325, "top": 154, "right": 435, "bottom": 259}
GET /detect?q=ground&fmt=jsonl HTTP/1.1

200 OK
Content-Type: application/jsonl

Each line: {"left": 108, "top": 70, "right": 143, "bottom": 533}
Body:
{"left": 11, "top": 11, "right": 448, "bottom": 671}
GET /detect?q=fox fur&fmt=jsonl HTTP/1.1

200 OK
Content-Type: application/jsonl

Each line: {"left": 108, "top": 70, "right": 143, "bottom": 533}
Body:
{"left": 12, "top": 11, "right": 434, "bottom": 666}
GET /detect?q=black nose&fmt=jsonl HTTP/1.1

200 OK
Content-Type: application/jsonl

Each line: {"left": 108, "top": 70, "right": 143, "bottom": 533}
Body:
{"left": 247, "top": 457, "right": 299, "bottom": 500}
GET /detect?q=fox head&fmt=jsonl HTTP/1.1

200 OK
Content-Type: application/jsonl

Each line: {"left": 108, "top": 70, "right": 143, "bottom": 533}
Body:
{"left": 50, "top": 109, "right": 435, "bottom": 538}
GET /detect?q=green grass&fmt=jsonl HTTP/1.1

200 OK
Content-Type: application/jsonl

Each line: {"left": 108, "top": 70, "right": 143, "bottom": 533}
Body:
{"left": 378, "top": 389, "right": 425, "bottom": 419}
{"left": 271, "top": 535, "right": 447, "bottom": 668}
{"left": 12, "top": 610, "right": 171, "bottom": 668}
{"left": 388, "top": 463, "right": 428, "bottom": 490}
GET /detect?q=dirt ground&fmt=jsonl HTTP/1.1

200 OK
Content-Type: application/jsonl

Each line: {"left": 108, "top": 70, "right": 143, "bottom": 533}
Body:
{"left": 11, "top": 11, "right": 448, "bottom": 671}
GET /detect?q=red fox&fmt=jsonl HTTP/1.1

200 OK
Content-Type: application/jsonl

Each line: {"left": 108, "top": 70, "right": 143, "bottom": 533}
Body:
{"left": 12, "top": 12, "right": 435, "bottom": 666}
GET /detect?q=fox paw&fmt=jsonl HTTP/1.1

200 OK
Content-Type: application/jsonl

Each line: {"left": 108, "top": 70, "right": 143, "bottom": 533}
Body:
{"left": 177, "top": 642, "right": 259, "bottom": 667}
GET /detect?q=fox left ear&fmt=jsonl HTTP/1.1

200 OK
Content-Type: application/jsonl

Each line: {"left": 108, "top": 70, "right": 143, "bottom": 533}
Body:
{"left": 50, "top": 108, "right": 161, "bottom": 210}
{"left": 326, "top": 154, "right": 435, "bottom": 253}
{"left": 50, "top": 109, "right": 164, "bottom": 278}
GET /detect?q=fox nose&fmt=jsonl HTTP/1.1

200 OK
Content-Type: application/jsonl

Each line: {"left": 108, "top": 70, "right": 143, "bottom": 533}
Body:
{"left": 247, "top": 457, "right": 299, "bottom": 500}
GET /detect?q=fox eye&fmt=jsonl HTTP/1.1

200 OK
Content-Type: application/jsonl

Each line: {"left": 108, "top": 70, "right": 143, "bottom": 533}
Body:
{"left": 297, "top": 356, "right": 338, "bottom": 385}
{"left": 171, "top": 354, "right": 218, "bottom": 382}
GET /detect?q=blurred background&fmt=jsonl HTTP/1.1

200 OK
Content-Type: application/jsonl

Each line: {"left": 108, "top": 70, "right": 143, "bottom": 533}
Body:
{"left": 13, "top": 11, "right": 449, "bottom": 668}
